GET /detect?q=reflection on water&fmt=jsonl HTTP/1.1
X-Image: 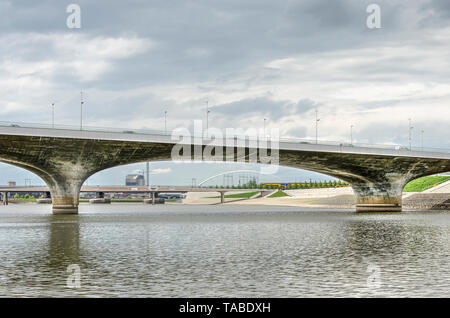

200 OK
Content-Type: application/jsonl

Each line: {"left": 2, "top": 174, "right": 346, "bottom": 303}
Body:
{"left": 0, "top": 204, "right": 449, "bottom": 297}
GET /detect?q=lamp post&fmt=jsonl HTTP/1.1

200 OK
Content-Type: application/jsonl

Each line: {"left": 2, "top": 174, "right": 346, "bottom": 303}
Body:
{"left": 80, "top": 91, "right": 84, "bottom": 130}
{"left": 421, "top": 129, "right": 424, "bottom": 151}
{"left": 164, "top": 110, "right": 167, "bottom": 134}
{"left": 350, "top": 124, "right": 354, "bottom": 145}
{"left": 263, "top": 118, "right": 266, "bottom": 138}
{"left": 206, "top": 100, "right": 210, "bottom": 135}
{"left": 51, "top": 103, "right": 55, "bottom": 128}
{"left": 408, "top": 118, "right": 414, "bottom": 150}
{"left": 315, "top": 109, "right": 320, "bottom": 144}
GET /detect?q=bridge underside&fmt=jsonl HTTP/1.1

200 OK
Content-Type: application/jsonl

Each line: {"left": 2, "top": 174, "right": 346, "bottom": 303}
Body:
{"left": 0, "top": 134, "right": 449, "bottom": 214}
{"left": 279, "top": 150, "right": 450, "bottom": 212}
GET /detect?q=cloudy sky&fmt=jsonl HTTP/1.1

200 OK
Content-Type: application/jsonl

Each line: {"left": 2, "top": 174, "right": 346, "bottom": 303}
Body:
{"left": 0, "top": 0, "right": 449, "bottom": 186}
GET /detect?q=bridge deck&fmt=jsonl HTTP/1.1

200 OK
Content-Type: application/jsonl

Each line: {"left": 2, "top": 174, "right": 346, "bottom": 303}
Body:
{"left": 1, "top": 122, "right": 449, "bottom": 160}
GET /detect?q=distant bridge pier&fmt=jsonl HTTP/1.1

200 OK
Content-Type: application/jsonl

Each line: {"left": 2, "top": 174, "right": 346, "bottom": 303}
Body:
{"left": 89, "top": 191, "right": 111, "bottom": 204}
{"left": 36, "top": 191, "right": 52, "bottom": 204}
{"left": 144, "top": 191, "right": 159, "bottom": 204}
{"left": 1, "top": 192, "right": 8, "bottom": 205}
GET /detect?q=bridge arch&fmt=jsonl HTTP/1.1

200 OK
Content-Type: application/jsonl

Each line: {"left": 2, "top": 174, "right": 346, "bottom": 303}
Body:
{"left": 1, "top": 132, "right": 449, "bottom": 214}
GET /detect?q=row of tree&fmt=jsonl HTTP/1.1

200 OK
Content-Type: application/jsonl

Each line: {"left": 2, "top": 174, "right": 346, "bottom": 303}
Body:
{"left": 207, "top": 180, "right": 349, "bottom": 189}
{"left": 12, "top": 193, "right": 37, "bottom": 199}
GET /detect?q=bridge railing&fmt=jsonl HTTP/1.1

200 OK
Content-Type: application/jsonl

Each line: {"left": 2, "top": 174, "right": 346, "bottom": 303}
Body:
{"left": 0, "top": 121, "right": 170, "bottom": 136}
{"left": 1, "top": 120, "right": 449, "bottom": 154}
{"left": 278, "top": 137, "right": 450, "bottom": 154}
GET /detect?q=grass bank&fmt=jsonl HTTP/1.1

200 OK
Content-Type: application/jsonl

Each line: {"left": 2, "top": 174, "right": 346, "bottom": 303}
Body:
{"left": 209, "top": 191, "right": 260, "bottom": 199}
{"left": 268, "top": 190, "right": 289, "bottom": 198}
{"left": 403, "top": 176, "right": 450, "bottom": 192}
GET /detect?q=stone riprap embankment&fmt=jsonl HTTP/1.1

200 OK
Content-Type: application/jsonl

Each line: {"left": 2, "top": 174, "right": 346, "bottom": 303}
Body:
{"left": 403, "top": 193, "right": 450, "bottom": 210}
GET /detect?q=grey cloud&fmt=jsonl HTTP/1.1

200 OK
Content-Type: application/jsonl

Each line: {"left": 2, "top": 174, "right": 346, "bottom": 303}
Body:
{"left": 420, "top": 0, "right": 450, "bottom": 27}
{"left": 285, "top": 126, "right": 307, "bottom": 139}
{"left": 0, "top": 1, "right": 448, "bottom": 166}
{"left": 210, "top": 97, "right": 320, "bottom": 120}
{"left": 0, "top": 0, "right": 419, "bottom": 89}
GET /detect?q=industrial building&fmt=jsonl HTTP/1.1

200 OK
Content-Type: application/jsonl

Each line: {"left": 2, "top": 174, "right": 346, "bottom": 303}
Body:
{"left": 125, "top": 174, "right": 145, "bottom": 186}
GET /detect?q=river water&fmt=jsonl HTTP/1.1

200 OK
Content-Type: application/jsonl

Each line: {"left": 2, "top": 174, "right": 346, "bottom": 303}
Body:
{"left": 0, "top": 204, "right": 449, "bottom": 297}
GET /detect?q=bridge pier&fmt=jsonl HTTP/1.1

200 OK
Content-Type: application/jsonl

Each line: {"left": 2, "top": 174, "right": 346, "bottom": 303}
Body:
{"left": 352, "top": 182, "right": 404, "bottom": 212}
{"left": 52, "top": 195, "right": 79, "bottom": 214}
{"left": 1, "top": 192, "right": 8, "bottom": 205}
{"left": 36, "top": 191, "right": 52, "bottom": 204}
{"left": 89, "top": 191, "right": 111, "bottom": 204}
{"left": 48, "top": 178, "right": 85, "bottom": 215}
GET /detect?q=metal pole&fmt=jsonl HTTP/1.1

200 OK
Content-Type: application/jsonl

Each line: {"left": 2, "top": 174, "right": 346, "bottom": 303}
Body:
{"left": 421, "top": 129, "right": 424, "bottom": 151}
{"left": 52, "top": 103, "right": 55, "bottom": 128}
{"left": 350, "top": 124, "right": 354, "bottom": 145}
{"left": 80, "top": 91, "right": 84, "bottom": 130}
{"left": 315, "top": 109, "right": 320, "bottom": 144}
{"left": 164, "top": 110, "right": 167, "bottom": 134}
{"left": 146, "top": 162, "right": 149, "bottom": 186}
{"left": 263, "top": 118, "right": 266, "bottom": 138}
{"left": 206, "top": 100, "right": 210, "bottom": 135}
{"left": 408, "top": 118, "right": 413, "bottom": 150}
{"left": 408, "top": 118, "right": 411, "bottom": 149}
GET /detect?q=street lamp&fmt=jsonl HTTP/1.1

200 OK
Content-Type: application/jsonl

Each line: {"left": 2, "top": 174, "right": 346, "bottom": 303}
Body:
{"left": 350, "top": 124, "right": 354, "bottom": 145}
{"left": 206, "top": 100, "right": 210, "bottom": 134}
{"left": 315, "top": 109, "right": 320, "bottom": 144}
{"left": 263, "top": 118, "right": 266, "bottom": 138}
{"left": 80, "top": 90, "right": 84, "bottom": 130}
{"left": 164, "top": 110, "right": 167, "bottom": 134}
{"left": 421, "top": 129, "right": 424, "bottom": 151}
{"left": 408, "top": 118, "right": 414, "bottom": 150}
{"left": 51, "top": 102, "right": 55, "bottom": 128}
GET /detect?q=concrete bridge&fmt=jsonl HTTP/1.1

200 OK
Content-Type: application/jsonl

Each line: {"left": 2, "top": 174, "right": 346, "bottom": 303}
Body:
{"left": 0, "top": 123, "right": 449, "bottom": 214}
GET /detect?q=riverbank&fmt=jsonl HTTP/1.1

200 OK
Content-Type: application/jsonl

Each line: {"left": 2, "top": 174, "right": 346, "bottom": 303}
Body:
{"left": 3, "top": 182, "right": 449, "bottom": 210}
{"left": 225, "top": 188, "right": 356, "bottom": 209}
{"left": 181, "top": 185, "right": 450, "bottom": 210}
